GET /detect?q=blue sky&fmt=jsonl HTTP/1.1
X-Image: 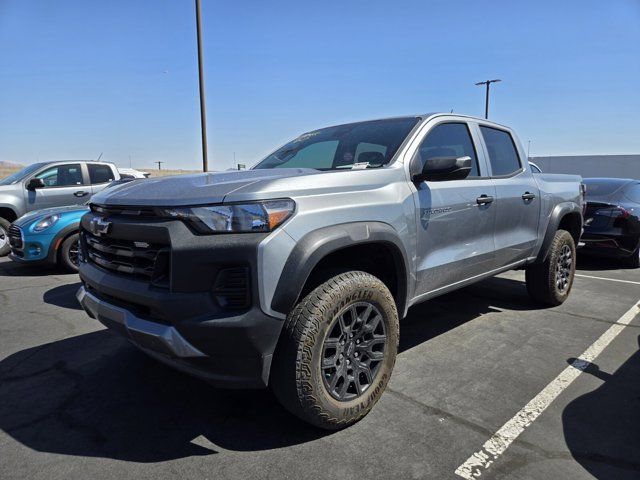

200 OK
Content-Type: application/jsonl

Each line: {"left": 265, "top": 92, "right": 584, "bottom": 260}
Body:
{"left": 0, "top": 0, "right": 639, "bottom": 171}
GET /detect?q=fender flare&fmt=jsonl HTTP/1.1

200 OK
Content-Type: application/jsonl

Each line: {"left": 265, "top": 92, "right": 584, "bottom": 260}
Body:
{"left": 536, "top": 202, "right": 583, "bottom": 263}
{"left": 270, "top": 221, "right": 412, "bottom": 317}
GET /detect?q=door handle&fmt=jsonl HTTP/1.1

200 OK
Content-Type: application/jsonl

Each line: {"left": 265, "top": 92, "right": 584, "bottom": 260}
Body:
{"left": 74, "top": 191, "right": 89, "bottom": 197}
{"left": 522, "top": 192, "right": 536, "bottom": 201}
{"left": 476, "top": 195, "right": 494, "bottom": 205}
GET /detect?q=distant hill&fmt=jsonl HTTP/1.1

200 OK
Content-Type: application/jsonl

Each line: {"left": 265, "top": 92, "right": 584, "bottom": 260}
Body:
{"left": 0, "top": 161, "right": 23, "bottom": 168}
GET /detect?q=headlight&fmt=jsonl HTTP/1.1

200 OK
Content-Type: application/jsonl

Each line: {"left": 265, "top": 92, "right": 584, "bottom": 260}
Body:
{"left": 159, "top": 199, "right": 295, "bottom": 234}
{"left": 33, "top": 214, "right": 60, "bottom": 232}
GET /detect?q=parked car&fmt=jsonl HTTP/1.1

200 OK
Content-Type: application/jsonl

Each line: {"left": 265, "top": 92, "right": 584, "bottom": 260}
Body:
{"left": 0, "top": 160, "right": 120, "bottom": 256}
{"left": 118, "top": 168, "right": 150, "bottom": 179}
{"left": 7, "top": 178, "right": 138, "bottom": 272}
{"left": 75, "top": 113, "right": 584, "bottom": 429}
{"left": 581, "top": 178, "right": 640, "bottom": 267}
{"left": 529, "top": 162, "right": 542, "bottom": 173}
{"left": 8, "top": 205, "right": 87, "bottom": 271}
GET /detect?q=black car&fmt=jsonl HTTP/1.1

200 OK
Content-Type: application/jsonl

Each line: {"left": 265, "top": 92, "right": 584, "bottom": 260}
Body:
{"left": 581, "top": 178, "right": 640, "bottom": 267}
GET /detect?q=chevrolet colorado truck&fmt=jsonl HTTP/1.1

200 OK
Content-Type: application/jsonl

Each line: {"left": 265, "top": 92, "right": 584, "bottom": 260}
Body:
{"left": 0, "top": 160, "right": 119, "bottom": 256}
{"left": 76, "top": 114, "right": 584, "bottom": 429}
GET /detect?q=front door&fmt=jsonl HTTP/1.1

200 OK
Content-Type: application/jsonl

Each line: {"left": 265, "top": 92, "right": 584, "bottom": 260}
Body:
{"left": 412, "top": 121, "right": 497, "bottom": 297}
{"left": 25, "top": 163, "right": 88, "bottom": 211}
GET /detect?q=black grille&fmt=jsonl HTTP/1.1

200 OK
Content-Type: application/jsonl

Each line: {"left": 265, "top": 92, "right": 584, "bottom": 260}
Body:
{"left": 84, "top": 231, "right": 170, "bottom": 287}
{"left": 8, "top": 224, "right": 23, "bottom": 249}
{"left": 91, "top": 204, "right": 158, "bottom": 217}
{"left": 212, "top": 267, "right": 250, "bottom": 309}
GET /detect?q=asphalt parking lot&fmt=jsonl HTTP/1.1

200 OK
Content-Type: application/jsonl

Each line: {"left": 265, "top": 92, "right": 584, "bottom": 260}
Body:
{"left": 0, "top": 256, "right": 638, "bottom": 480}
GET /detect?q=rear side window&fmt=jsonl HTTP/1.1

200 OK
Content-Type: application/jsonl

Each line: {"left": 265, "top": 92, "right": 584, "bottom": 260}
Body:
{"left": 480, "top": 126, "right": 521, "bottom": 176}
{"left": 415, "top": 122, "right": 480, "bottom": 177}
{"left": 88, "top": 164, "right": 115, "bottom": 184}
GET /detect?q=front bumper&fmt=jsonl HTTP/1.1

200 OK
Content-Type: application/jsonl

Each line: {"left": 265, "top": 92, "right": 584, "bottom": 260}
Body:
{"left": 77, "top": 212, "right": 285, "bottom": 388}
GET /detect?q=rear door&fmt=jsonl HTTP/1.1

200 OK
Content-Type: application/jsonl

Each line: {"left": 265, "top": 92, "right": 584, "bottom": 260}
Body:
{"left": 412, "top": 120, "right": 497, "bottom": 297}
{"left": 478, "top": 125, "right": 540, "bottom": 265}
{"left": 25, "top": 163, "right": 88, "bottom": 211}
{"left": 88, "top": 163, "right": 117, "bottom": 195}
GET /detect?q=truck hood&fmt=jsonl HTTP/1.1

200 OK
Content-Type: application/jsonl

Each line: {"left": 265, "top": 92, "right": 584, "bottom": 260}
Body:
{"left": 90, "top": 169, "right": 321, "bottom": 206}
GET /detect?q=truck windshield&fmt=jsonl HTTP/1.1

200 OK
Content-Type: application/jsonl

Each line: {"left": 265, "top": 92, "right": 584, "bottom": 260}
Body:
{"left": 253, "top": 117, "right": 420, "bottom": 170}
{"left": 0, "top": 162, "right": 45, "bottom": 186}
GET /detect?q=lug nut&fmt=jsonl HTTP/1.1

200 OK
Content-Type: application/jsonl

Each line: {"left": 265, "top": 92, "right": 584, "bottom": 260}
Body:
{"left": 346, "top": 359, "right": 351, "bottom": 365}
{"left": 356, "top": 339, "right": 360, "bottom": 344}
{"left": 354, "top": 352, "right": 359, "bottom": 357}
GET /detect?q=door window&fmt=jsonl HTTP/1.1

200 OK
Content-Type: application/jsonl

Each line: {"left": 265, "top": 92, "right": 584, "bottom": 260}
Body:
{"left": 480, "top": 126, "right": 522, "bottom": 176}
{"left": 34, "top": 164, "right": 84, "bottom": 187}
{"left": 88, "top": 164, "right": 115, "bottom": 184}
{"left": 415, "top": 123, "right": 480, "bottom": 177}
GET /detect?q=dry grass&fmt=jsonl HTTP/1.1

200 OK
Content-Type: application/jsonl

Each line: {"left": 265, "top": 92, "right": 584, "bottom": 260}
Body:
{"left": 0, "top": 166, "right": 20, "bottom": 180}
{"left": 0, "top": 166, "right": 201, "bottom": 181}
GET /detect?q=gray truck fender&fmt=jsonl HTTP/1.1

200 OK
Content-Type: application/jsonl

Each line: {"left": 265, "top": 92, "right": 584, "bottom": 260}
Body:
{"left": 536, "top": 202, "right": 583, "bottom": 263}
{"left": 270, "top": 221, "right": 412, "bottom": 318}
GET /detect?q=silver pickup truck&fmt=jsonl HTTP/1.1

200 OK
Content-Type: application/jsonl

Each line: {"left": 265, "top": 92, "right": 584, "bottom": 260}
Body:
{"left": 0, "top": 160, "right": 120, "bottom": 255}
{"left": 76, "top": 113, "right": 584, "bottom": 429}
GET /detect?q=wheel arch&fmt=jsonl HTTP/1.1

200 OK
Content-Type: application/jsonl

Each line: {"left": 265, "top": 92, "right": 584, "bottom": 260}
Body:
{"left": 0, "top": 206, "right": 18, "bottom": 223}
{"left": 537, "top": 203, "right": 582, "bottom": 263}
{"left": 271, "top": 222, "right": 411, "bottom": 318}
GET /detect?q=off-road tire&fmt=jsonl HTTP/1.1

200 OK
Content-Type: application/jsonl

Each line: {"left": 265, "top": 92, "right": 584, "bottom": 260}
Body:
{"left": 0, "top": 218, "right": 11, "bottom": 257}
{"left": 59, "top": 233, "right": 80, "bottom": 272}
{"left": 271, "top": 271, "right": 399, "bottom": 430}
{"left": 526, "top": 229, "right": 576, "bottom": 306}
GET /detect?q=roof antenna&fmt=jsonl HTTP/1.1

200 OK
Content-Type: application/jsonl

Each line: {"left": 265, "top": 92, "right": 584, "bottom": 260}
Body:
{"left": 96, "top": 152, "right": 103, "bottom": 162}
{"left": 450, "top": 109, "right": 454, "bottom": 113}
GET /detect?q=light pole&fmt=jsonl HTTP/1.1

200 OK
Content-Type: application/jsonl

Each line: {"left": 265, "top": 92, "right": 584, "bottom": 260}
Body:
{"left": 475, "top": 79, "right": 501, "bottom": 119}
{"left": 195, "top": 0, "right": 209, "bottom": 172}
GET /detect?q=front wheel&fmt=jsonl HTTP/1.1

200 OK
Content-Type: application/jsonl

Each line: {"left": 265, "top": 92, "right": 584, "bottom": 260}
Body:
{"left": 59, "top": 233, "right": 80, "bottom": 272}
{"left": 271, "top": 271, "right": 399, "bottom": 430}
{"left": 0, "top": 218, "right": 11, "bottom": 257}
{"left": 525, "top": 229, "right": 576, "bottom": 306}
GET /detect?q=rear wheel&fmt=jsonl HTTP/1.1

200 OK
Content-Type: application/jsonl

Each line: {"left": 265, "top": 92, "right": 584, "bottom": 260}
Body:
{"left": 622, "top": 243, "right": 640, "bottom": 268}
{"left": 59, "top": 233, "right": 80, "bottom": 272}
{"left": 0, "top": 218, "right": 11, "bottom": 257}
{"left": 526, "top": 229, "right": 576, "bottom": 306}
{"left": 271, "top": 271, "right": 399, "bottom": 430}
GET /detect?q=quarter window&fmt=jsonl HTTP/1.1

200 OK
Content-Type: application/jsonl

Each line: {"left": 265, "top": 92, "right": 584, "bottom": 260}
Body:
{"left": 88, "top": 164, "right": 115, "bottom": 184}
{"left": 415, "top": 123, "right": 480, "bottom": 178}
{"left": 34, "top": 164, "right": 83, "bottom": 187}
{"left": 480, "top": 126, "right": 521, "bottom": 176}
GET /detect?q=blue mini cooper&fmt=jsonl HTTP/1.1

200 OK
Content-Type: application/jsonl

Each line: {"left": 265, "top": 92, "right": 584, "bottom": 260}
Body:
{"left": 8, "top": 205, "right": 88, "bottom": 272}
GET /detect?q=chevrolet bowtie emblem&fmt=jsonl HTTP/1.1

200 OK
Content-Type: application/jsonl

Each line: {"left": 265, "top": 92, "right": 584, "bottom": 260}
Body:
{"left": 89, "top": 217, "right": 111, "bottom": 236}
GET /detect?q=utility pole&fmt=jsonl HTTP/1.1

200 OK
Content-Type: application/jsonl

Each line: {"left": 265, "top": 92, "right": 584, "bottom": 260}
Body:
{"left": 474, "top": 79, "right": 501, "bottom": 119}
{"left": 195, "top": 0, "right": 209, "bottom": 172}
{"left": 156, "top": 161, "right": 164, "bottom": 171}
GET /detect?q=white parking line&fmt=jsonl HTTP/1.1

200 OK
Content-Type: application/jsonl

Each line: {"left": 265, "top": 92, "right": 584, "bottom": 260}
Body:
{"left": 454, "top": 299, "right": 640, "bottom": 479}
{"left": 575, "top": 273, "right": 640, "bottom": 286}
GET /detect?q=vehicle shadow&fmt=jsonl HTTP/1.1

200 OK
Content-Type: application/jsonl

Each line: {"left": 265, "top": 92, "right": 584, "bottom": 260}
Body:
{"left": 43, "top": 282, "right": 83, "bottom": 310}
{"left": 0, "top": 258, "right": 68, "bottom": 277}
{"left": 576, "top": 253, "right": 632, "bottom": 272}
{"left": 0, "top": 275, "right": 545, "bottom": 463}
{"left": 562, "top": 336, "right": 640, "bottom": 479}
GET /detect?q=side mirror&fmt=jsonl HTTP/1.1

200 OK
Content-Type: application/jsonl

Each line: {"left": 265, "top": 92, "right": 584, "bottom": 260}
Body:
{"left": 412, "top": 156, "right": 472, "bottom": 182}
{"left": 26, "top": 178, "right": 45, "bottom": 190}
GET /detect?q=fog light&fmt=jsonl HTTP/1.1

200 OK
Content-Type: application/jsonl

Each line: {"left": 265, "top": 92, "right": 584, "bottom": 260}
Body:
{"left": 29, "top": 245, "right": 41, "bottom": 256}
